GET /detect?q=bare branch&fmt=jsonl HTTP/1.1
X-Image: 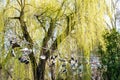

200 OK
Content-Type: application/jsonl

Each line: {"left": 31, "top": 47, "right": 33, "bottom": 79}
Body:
{"left": 8, "top": 17, "right": 20, "bottom": 19}
{"left": 23, "top": 0, "right": 25, "bottom": 6}
{"left": 25, "top": 4, "right": 37, "bottom": 9}
{"left": 54, "top": 0, "right": 66, "bottom": 20}
{"left": 51, "top": 15, "right": 74, "bottom": 51}
{"left": 116, "top": 0, "right": 119, "bottom": 4}
{"left": 20, "top": 0, "right": 22, "bottom": 6}
{"left": 34, "top": 15, "right": 46, "bottom": 32}
{"left": 10, "top": 6, "right": 21, "bottom": 12}
{"left": 16, "top": 0, "right": 21, "bottom": 6}
{"left": 105, "top": 21, "right": 112, "bottom": 29}
{"left": 34, "top": 10, "right": 48, "bottom": 17}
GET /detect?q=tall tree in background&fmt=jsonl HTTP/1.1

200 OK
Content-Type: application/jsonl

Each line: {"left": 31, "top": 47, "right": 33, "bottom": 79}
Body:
{"left": 105, "top": 0, "right": 120, "bottom": 29}
{"left": 73, "top": 0, "right": 106, "bottom": 80}
{"left": 98, "top": 0, "right": 120, "bottom": 80}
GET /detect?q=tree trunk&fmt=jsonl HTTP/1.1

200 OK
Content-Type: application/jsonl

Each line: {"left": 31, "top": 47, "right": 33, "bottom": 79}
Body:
{"left": 50, "top": 63, "right": 55, "bottom": 80}
{"left": 37, "top": 49, "right": 50, "bottom": 80}
{"left": 29, "top": 53, "right": 38, "bottom": 80}
{"left": 37, "top": 59, "right": 46, "bottom": 80}
{"left": 19, "top": 11, "right": 37, "bottom": 80}
{"left": 82, "top": 53, "right": 91, "bottom": 80}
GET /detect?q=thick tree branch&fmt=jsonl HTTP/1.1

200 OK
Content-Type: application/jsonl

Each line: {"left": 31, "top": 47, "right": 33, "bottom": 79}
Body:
{"left": 19, "top": 16, "right": 37, "bottom": 80}
{"left": 8, "top": 17, "right": 20, "bottom": 19}
{"left": 36, "top": 2, "right": 74, "bottom": 80}
{"left": 35, "top": 15, "right": 46, "bottom": 32}
{"left": 51, "top": 14, "right": 75, "bottom": 51}
{"left": 37, "top": 13, "right": 56, "bottom": 80}
{"left": 40, "top": 18, "right": 55, "bottom": 57}
{"left": 16, "top": 2, "right": 37, "bottom": 79}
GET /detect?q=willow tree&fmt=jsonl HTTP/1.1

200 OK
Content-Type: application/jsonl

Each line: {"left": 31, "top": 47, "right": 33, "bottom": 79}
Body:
{"left": 70, "top": 0, "right": 107, "bottom": 80}
{"left": 3, "top": 0, "right": 73, "bottom": 80}
{"left": 2, "top": 0, "right": 107, "bottom": 80}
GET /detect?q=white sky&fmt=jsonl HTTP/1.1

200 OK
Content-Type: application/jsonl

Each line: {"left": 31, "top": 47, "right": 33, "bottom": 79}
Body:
{"left": 105, "top": 0, "right": 120, "bottom": 31}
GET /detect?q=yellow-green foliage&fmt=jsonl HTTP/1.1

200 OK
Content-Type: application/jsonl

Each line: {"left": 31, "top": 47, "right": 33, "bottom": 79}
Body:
{"left": 0, "top": 12, "right": 4, "bottom": 32}
{"left": 73, "top": 0, "right": 106, "bottom": 80}
{"left": 0, "top": 0, "right": 108, "bottom": 80}
{"left": 74, "top": 0, "right": 106, "bottom": 53}
{"left": 0, "top": 11, "right": 4, "bottom": 63}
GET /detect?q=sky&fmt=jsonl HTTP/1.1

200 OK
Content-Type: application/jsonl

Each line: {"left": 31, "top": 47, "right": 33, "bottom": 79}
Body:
{"left": 105, "top": 0, "right": 120, "bottom": 31}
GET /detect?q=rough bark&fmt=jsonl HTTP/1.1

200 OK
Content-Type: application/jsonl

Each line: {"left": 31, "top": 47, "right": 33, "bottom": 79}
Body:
{"left": 36, "top": 13, "right": 75, "bottom": 80}
{"left": 37, "top": 50, "right": 50, "bottom": 80}
{"left": 19, "top": 9, "right": 37, "bottom": 80}
{"left": 37, "top": 59, "right": 46, "bottom": 80}
{"left": 37, "top": 19, "right": 54, "bottom": 80}
{"left": 50, "top": 63, "right": 55, "bottom": 80}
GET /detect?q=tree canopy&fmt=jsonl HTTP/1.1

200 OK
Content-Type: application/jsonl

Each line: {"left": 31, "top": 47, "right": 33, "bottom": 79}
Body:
{"left": 0, "top": 0, "right": 120, "bottom": 80}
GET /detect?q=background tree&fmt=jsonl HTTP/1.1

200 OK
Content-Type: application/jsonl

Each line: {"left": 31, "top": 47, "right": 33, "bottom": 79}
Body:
{"left": 98, "top": 0, "right": 120, "bottom": 80}
{"left": 98, "top": 29, "right": 120, "bottom": 80}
